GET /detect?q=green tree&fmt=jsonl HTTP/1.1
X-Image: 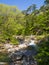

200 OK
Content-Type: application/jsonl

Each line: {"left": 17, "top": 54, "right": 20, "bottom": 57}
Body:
{"left": 36, "top": 36, "right": 49, "bottom": 65}
{"left": 44, "top": 0, "right": 49, "bottom": 4}
{"left": 26, "top": 4, "right": 36, "bottom": 14}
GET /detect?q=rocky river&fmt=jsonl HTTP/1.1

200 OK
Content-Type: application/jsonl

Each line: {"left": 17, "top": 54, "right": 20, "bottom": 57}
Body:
{"left": 0, "top": 36, "right": 38, "bottom": 65}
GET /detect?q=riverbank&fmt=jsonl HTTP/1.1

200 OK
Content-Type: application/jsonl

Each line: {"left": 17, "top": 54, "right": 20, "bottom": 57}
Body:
{"left": 0, "top": 34, "right": 49, "bottom": 64}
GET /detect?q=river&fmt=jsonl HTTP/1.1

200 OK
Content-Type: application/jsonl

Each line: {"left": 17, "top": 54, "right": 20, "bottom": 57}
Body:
{"left": 0, "top": 40, "right": 37, "bottom": 65}
{"left": 9, "top": 40, "right": 37, "bottom": 65}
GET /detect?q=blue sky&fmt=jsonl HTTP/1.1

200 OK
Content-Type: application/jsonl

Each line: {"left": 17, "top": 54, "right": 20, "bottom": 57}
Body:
{"left": 0, "top": 0, "right": 44, "bottom": 10}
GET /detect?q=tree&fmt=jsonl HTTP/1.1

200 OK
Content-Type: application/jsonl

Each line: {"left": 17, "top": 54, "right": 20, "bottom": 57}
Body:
{"left": 27, "top": 4, "right": 36, "bottom": 14}
{"left": 44, "top": 0, "right": 49, "bottom": 4}
{"left": 0, "top": 4, "right": 25, "bottom": 44}
{"left": 36, "top": 36, "right": 49, "bottom": 65}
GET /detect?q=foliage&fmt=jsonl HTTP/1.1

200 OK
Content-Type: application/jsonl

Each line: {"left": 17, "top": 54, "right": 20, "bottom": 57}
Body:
{"left": 44, "top": 0, "right": 49, "bottom": 4}
{"left": 0, "top": 3, "right": 49, "bottom": 44}
{"left": 36, "top": 35, "right": 49, "bottom": 65}
{"left": 24, "top": 9, "right": 49, "bottom": 35}
{"left": 0, "top": 4, "right": 25, "bottom": 44}
{"left": 22, "top": 4, "right": 36, "bottom": 14}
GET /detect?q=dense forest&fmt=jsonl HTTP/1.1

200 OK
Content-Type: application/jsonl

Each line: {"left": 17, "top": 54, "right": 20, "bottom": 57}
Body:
{"left": 0, "top": 0, "right": 49, "bottom": 65}
{"left": 0, "top": 0, "right": 49, "bottom": 44}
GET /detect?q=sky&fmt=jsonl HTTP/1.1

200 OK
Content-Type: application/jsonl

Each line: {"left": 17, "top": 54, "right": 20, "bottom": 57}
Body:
{"left": 0, "top": 0, "right": 44, "bottom": 10}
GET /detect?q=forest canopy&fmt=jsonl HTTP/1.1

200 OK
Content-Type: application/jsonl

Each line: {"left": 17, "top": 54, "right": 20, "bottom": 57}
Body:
{"left": 0, "top": 0, "right": 49, "bottom": 44}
